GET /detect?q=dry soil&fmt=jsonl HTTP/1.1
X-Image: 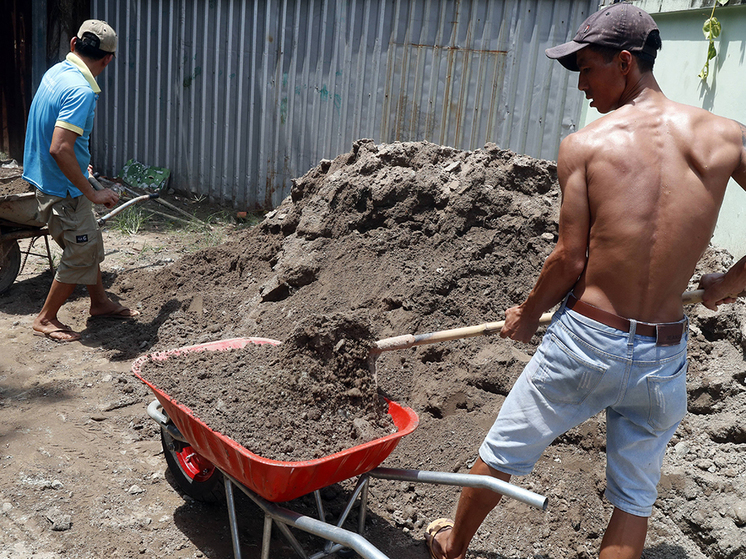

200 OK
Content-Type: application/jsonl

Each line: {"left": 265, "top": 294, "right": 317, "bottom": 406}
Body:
{"left": 0, "top": 142, "right": 744, "bottom": 559}
{"left": 136, "top": 312, "right": 394, "bottom": 462}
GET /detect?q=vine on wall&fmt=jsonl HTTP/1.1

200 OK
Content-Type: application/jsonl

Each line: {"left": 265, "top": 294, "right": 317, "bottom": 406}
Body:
{"left": 698, "top": 0, "right": 729, "bottom": 80}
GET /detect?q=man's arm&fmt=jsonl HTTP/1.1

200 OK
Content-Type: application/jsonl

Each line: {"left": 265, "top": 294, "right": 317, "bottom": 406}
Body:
{"left": 500, "top": 133, "right": 590, "bottom": 342}
{"left": 699, "top": 122, "right": 746, "bottom": 309}
{"left": 732, "top": 122, "right": 746, "bottom": 187}
{"left": 49, "top": 127, "right": 119, "bottom": 209}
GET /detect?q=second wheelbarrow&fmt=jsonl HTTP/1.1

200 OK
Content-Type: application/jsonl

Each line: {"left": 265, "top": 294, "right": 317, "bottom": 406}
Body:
{"left": 0, "top": 179, "right": 157, "bottom": 294}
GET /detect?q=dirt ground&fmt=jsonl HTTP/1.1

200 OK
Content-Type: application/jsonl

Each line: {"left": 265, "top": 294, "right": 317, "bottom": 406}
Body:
{"left": 0, "top": 142, "right": 744, "bottom": 559}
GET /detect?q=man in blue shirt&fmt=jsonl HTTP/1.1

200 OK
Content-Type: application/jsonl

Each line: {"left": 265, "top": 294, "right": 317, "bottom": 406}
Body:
{"left": 23, "top": 20, "right": 139, "bottom": 343}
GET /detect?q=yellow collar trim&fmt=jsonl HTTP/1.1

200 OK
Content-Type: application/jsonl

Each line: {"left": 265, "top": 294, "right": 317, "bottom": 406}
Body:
{"left": 66, "top": 52, "right": 101, "bottom": 94}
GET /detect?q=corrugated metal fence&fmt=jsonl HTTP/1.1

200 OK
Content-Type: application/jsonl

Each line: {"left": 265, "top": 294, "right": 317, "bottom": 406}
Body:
{"left": 92, "top": 0, "right": 597, "bottom": 209}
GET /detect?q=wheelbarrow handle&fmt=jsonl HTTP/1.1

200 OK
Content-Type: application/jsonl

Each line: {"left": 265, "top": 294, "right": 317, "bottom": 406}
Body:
{"left": 97, "top": 193, "right": 160, "bottom": 226}
{"left": 89, "top": 174, "right": 159, "bottom": 225}
{"left": 373, "top": 288, "right": 745, "bottom": 353}
{"left": 88, "top": 175, "right": 105, "bottom": 191}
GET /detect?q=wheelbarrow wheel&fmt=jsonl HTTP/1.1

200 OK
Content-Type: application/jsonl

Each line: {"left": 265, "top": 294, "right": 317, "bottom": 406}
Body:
{"left": 160, "top": 426, "right": 224, "bottom": 503}
{"left": 0, "top": 240, "right": 21, "bottom": 295}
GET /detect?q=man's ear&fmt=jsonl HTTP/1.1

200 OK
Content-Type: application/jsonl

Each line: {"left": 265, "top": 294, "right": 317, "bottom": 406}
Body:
{"left": 618, "top": 50, "right": 633, "bottom": 75}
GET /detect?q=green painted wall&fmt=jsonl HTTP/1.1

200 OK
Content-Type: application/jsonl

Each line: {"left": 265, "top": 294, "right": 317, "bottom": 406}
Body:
{"left": 579, "top": 2, "right": 746, "bottom": 259}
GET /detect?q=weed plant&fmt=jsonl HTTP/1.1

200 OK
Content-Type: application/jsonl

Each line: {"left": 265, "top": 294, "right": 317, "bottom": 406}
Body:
{"left": 106, "top": 194, "right": 264, "bottom": 255}
{"left": 111, "top": 206, "right": 149, "bottom": 236}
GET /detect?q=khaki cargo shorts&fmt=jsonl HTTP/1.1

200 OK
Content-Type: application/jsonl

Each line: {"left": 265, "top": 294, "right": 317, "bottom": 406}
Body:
{"left": 36, "top": 191, "right": 104, "bottom": 285}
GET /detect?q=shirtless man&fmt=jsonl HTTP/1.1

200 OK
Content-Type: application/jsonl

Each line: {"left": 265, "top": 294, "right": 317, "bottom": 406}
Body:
{"left": 425, "top": 4, "right": 746, "bottom": 559}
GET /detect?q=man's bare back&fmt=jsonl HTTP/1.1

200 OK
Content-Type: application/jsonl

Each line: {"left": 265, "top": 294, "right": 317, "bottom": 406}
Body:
{"left": 568, "top": 91, "right": 746, "bottom": 323}
{"left": 500, "top": 47, "right": 746, "bottom": 343}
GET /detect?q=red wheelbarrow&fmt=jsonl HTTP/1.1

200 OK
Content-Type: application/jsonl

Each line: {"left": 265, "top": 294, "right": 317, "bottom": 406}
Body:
{"left": 133, "top": 338, "right": 548, "bottom": 559}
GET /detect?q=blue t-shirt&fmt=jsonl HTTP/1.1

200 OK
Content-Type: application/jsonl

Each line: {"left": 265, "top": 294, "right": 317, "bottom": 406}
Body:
{"left": 23, "top": 53, "right": 101, "bottom": 198}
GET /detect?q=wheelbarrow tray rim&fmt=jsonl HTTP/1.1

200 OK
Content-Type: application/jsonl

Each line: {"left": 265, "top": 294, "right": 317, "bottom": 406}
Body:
{"left": 132, "top": 337, "right": 419, "bottom": 502}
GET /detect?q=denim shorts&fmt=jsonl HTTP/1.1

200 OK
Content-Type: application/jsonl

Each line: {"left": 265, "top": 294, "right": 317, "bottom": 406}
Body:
{"left": 479, "top": 299, "right": 688, "bottom": 517}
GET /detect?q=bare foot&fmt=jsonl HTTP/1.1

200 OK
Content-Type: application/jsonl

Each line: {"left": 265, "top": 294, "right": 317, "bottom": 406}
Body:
{"left": 33, "top": 320, "right": 81, "bottom": 343}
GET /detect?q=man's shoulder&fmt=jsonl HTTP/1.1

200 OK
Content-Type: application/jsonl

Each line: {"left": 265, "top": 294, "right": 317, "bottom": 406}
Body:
{"left": 39, "top": 63, "right": 93, "bottom": 104}
{"left": 559, "top": 121, "right": 604, "bottom": 151}
{"left": 572, "top": 99, "right": 736, "bottom": 139}
{"left": 662, "top": 97, "right": 730, "bottom": 123}
{"left": 665, "top": 99, "right": 741, "bottom": 140}
{"left": 52, "top": 61, "right": 94, "bottom": 92}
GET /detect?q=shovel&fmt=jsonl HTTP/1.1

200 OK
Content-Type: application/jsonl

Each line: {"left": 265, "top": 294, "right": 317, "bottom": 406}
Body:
{"left": 371, "top": 288, "right": 743, "bottom": 358}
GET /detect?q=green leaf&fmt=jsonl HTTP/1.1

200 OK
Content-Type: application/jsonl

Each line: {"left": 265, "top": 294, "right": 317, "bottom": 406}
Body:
{"left": 703, "top": 17, "right": 721, "bottom": 40}
{"left": 699, "top": 1, "right": 725, "bottom": 81}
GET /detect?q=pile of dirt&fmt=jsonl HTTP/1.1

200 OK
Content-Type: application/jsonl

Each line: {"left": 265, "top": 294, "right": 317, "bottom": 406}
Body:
{"left": 100, "top": 139, "right": 745, "bottom": 559}
{"left": 137, "top": 312, "right": 394, "bottom": 461}
{"left": 111, "top": 140, "right": 559, "bottom": 360}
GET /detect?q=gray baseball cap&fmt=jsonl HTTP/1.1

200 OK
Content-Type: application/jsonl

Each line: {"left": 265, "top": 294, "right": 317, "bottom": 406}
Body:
{"left": 77, "top": 19, "right": 117, "bottom": 54}
{"left": 546, "top": 3, "right": 658, "bottom": 71}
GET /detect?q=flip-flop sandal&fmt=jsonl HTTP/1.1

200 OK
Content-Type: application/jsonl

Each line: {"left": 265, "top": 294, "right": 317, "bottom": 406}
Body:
{"left": 89, "top": 308, "right": 141, "bottom": 319}
{"left": 425, "top": 518, "right": 454, "bottom": 559}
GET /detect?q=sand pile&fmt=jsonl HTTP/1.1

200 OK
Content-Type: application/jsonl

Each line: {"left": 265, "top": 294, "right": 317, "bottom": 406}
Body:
{"left": 111, "top": 139, "right": 745, "bottom": 559}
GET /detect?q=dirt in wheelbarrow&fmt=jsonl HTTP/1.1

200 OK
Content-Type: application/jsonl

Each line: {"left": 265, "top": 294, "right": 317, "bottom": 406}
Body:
{"left": 0, "top": 177, "right": 33, "bottom": 197}
{"left": 0, "top": 140, "right": 745, "bottom": 559}
{"left": 138, "top": 312, "right": 395, "bottom": 462}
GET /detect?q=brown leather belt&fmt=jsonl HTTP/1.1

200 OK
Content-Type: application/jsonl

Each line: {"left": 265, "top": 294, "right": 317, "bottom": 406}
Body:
{"left": 566, "top": 294, "right": 686, "bottom": 346}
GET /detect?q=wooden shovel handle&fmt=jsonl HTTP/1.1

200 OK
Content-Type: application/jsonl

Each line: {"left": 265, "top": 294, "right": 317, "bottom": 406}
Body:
{"left": 374, "top": 313, "right": 553, "bottom": 352}
{"left": 681, "top": 289, "right": 705, "bottom": 305}
{"left": 373, "top": 288, "right": 745, "bottom": 353}
{"left": 680, "top": 288, "right": 746, "bottom": 305}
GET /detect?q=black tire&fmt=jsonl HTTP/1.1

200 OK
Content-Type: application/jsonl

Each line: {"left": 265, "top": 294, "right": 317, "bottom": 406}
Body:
{"left": 160, "top": 426, "right": 224, "bottom": 503}
{"left": 0, "top": 240, "right": 21, "bottom": 295}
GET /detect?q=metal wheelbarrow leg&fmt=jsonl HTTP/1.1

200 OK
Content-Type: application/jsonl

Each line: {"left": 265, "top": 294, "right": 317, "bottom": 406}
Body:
{"left": 214, "top": 462, "right": 548, "bottom": 559}
{"left": 222, "top": 471, "right": 390, "bottom": 559}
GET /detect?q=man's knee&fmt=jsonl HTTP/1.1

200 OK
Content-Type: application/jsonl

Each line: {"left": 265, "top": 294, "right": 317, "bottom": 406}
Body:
{"left": 471, "top": 457, "right": 511, "bottom": 481}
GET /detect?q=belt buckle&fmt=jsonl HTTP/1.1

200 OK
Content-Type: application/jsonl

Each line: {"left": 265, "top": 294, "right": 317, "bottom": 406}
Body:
{"left": 655, "top": 323, "right": 683, "bottom": 346}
